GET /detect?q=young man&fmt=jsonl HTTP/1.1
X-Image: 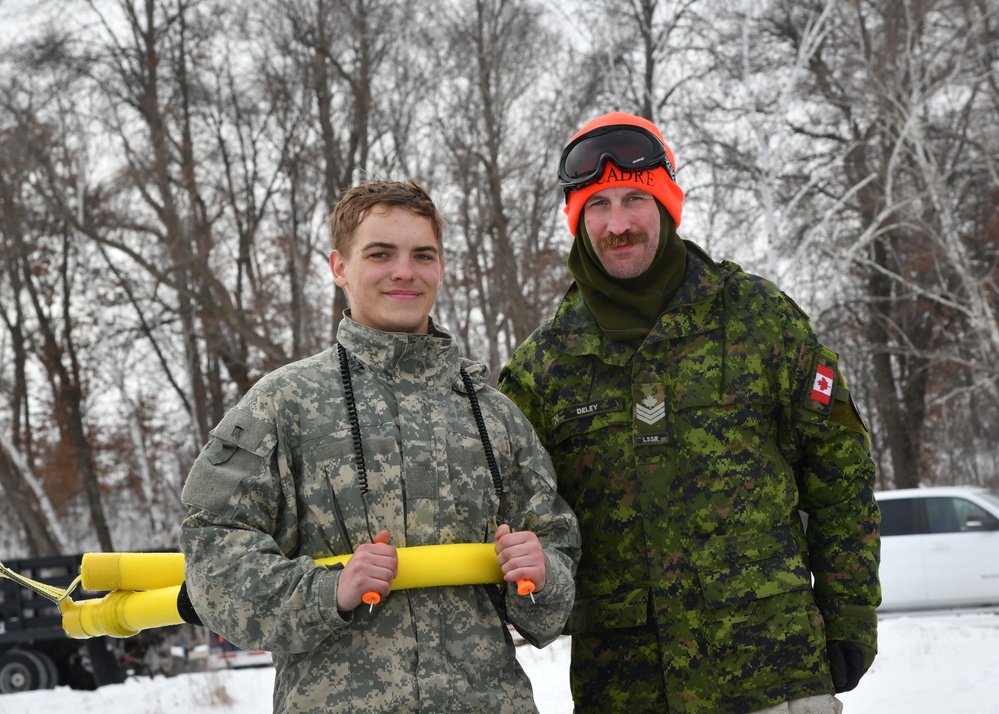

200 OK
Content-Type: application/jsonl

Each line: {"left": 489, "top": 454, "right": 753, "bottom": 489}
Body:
{"left": 499, "top": 113, "right": 881, "bottom": 714}
{"left": 180, "top": 179, "right": 580, "bottom": 713}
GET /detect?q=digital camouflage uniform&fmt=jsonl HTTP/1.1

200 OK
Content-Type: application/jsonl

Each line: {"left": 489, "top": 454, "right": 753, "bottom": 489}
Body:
{"left": 499, "top": 242, "right": 880, "bottom": 714}
{"left": 180, "top": 316, "right": 580, "bottom": 714}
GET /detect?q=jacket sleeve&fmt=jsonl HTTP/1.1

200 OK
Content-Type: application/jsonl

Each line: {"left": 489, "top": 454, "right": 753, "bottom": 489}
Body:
{"left": 782, "top": 298, "right": 881, "bottom": 653}
{"left": 179, "top": 395, "right": 350, "bottom": 655}
{"left": 489, "top": 392, "right": 580, "bottom": 648}
{"left": 497, "top": 337, "right": 555, "bottom": 452}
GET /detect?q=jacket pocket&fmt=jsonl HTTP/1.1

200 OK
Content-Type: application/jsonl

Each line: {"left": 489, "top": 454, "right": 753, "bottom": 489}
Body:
{"left": 692, "top": 528, "right": 827, "bottom": 700}
{"left": 690, "top": 527, "right": 811, "bottom": 608}
{"left": 704, "top": 591, "right": 827, "bottom": 700}
{"left": 565, "top": 587, "right": 649, "bottom": 635}
{"left": 302, "top": 427, "right": 401, "bottom": 554}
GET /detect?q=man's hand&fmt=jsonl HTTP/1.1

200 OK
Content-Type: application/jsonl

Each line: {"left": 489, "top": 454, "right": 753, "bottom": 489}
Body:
{"left": 336, "top": 529, "right": 397, "bottom": 612}
{"left": 494, "top": 524, "right": 546, "bottom": 593}
{"left": 827, "top": 640, "right": 876, "bottom": 693}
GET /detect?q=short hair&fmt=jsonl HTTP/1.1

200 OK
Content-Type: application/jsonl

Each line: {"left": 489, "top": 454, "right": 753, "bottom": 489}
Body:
{"left": 327, "top": 179, "right": 445, "bottom": 256}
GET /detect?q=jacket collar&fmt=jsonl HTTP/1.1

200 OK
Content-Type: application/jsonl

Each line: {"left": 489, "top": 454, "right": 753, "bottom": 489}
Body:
{"left": 335, "top": 314, "right": 454, "bottom": 381}
{"left": 550, "top": 241, "right": 730, "bottom": 361}
{"left": 334, "top": 315, "right": 489, "bottom": 392}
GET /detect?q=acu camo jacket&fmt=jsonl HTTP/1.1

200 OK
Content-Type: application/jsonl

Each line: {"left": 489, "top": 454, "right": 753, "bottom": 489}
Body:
{"left": 180, "top": 316, "right": 580, "bottom": 714}
{"left": 498, "top": 242, "right": 881, "bottom": 714}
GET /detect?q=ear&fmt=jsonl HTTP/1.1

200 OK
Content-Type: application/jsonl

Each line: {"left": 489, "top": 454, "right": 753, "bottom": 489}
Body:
{"left": 438, "top": 256, "right": 445, "bottom": 287}
{"left": 331, "top": 250, "right": 348, "bottom": 287}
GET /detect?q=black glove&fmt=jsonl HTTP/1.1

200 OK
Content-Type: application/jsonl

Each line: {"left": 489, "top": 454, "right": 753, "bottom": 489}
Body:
{"left": 827, "top": 640, "right": 875, "bottom": 693}
{"left": 176, "top": 581, "right": 204, "bottom": 626}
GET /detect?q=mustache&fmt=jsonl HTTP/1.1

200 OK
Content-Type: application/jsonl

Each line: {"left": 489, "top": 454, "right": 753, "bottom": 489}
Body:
{"left": 596, "top": 230, "right": 649, "bottom": 251}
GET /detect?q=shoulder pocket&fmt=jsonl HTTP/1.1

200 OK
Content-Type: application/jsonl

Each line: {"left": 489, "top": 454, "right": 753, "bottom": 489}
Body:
{"left": 182, "top": 409, "right": 277, "bottom": 517}
{"left": 210, "top": 409, "right": 277, "bottom": 457}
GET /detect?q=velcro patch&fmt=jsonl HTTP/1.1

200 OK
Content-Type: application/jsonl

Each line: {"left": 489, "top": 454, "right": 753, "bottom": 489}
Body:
{"left": 802, "top": 348, "right": 838, "bottom": 417}
{"left": 811, "top": 363, "right": 835, "bottom": 406}
{"left": 552, "top": 397, "right": 624, "bottom": 428}
{"left": 633, "top": 383, "right": 669, "bottom": 446}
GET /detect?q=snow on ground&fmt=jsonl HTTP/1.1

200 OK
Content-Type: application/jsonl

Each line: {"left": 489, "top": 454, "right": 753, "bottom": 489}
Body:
{"left": 4, "top": 612, "right": 999, "bottom": 713}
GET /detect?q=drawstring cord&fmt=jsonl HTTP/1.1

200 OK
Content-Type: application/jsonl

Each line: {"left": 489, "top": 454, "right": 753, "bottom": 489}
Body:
{"left": 337, "top": 343, "right": 377, "bottom": 545}
{"left": 459, "top": 368, "right": 504, "bottom": 497}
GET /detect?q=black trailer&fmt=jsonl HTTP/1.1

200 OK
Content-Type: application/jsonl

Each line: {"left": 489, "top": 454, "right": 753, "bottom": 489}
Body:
{"left": 0, "top": 554, "right": 129, "bottom": 694}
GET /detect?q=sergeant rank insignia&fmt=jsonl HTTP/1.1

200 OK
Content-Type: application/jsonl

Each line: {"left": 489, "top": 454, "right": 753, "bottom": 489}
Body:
{"left": 636, "top": 394, "right": 665, "bottom": 425}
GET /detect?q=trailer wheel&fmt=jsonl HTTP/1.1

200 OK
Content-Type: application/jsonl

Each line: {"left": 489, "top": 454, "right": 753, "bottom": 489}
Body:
{"left": 0, "top": 649, "right": 53, "bottom": 693}
{"left": 34, "top": 650, "right": 60, "bottom": 688}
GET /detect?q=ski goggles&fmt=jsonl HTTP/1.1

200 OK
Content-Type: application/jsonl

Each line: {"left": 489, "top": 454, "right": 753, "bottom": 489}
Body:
{"left": 558, "top": 124, "right": 677, "bottom": 196}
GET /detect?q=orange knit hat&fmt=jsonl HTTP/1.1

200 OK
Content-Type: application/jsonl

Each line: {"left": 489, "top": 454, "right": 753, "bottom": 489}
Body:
{"left": 562, "top": 112, "right": 684, "bottom": 237}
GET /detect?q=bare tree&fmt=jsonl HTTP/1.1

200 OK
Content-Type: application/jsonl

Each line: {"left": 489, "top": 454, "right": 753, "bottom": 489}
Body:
{"left": 0, "top": 119, "right": 70, "bottom": 556}
{"left": 0, "top": 433, "right": 67, "bottom": 556}
{"left": 578, "top": 0, "right": 707, "bottom": 120}
{"left": 429, "top": 0, "right": 579, "bottom": 372}
{"left": 761, "top": 0, "right": 999, "bottom": 487}
{"left": 256, "top": 0, "right": 422, "bottom": 340}
{"left": 0, "top": 146, "right": 116, "bottom": 550}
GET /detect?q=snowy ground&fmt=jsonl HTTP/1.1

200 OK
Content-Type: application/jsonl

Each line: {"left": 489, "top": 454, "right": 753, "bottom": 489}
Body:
{"left": 4, "top": 611, "right": 999, "bottom": 713}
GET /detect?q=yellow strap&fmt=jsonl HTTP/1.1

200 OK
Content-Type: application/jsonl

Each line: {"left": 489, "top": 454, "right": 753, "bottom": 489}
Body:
{"left": 0, "top": 560, "right": 80, "bottom": 603}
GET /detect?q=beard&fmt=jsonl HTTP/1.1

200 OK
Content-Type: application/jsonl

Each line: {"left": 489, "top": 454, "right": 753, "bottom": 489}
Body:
{"left": 596, "top": 230, "right": 649, "bottom": 251}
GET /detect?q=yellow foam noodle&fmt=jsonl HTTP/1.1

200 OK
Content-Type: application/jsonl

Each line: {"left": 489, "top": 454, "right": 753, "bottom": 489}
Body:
{"left": 60, "top": 585, "right": 184, "bottom": 639}
{"left": 81, "top": 552, "right": 186, "bottom": 591}
{"left": 316, "top": 542, "right": 503, "bottom": 590}
{"left": 80, "top": 543, "right": 504, "bottom": 592}
{"left": 65, "top": 543, "right": 505, "bottom": 638}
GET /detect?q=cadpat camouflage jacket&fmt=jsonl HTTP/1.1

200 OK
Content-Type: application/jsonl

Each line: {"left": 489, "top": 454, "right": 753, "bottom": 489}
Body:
{"left": 180, "top": 316, "right": 580, "bottom": 714}
{"left": 499, "top": 241, "right": 880, "bottom": 713}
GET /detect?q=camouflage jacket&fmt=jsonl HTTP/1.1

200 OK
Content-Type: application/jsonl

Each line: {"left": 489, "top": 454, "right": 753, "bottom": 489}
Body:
{"left": 499, "top": 242, "right": 880, "bottom": 713}
{"left": 180, "top": 316, "right": 580, "bottom": 714}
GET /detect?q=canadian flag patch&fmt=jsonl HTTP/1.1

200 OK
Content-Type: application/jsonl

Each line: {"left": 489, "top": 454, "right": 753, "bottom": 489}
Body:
{"left": 811, "top": 364, "right": 835, "bottom": 405}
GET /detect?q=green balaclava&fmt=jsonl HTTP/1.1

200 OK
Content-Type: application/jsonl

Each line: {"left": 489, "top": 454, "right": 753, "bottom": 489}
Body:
{"left": 567, "top": 202, "right": 687, "bottom": 342}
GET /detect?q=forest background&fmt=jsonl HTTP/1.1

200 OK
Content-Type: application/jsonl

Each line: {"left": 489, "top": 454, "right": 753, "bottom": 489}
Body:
{"left": 0, "top": 0, "right": 996, "bottom": 557}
